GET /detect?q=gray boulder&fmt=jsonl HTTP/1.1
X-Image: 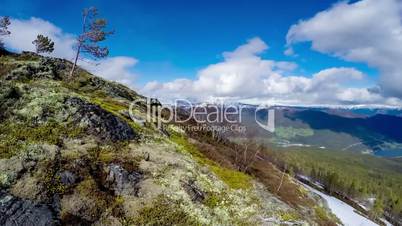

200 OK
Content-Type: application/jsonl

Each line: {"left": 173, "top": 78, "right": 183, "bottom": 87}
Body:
{"left": 182, "top": 179, "right": 205, "bottom": 203}
{"left": 66, "top": 97, "right": 137, "bottom": 141}
{"left": 103, "top": 164, "right": 143, "bottom": 196}
{"left": 0, "top": 191, "right": 58, "bottom": 226}
{"left": 59, "top": 171, "right": 77, "bottom": 186}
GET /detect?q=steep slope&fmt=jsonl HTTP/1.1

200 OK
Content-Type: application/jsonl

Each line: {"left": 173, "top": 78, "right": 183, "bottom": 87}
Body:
{"left": 0, "top": 52, "right": 338, "bottom": 225}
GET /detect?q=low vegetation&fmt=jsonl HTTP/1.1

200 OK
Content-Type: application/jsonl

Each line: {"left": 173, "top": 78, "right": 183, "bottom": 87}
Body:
{"left": 170, "top": 130, "right": 253, "bottom": 190}
{"left": 130, "top": 195, "right": 199, "bottom": 226}
{"left": 0, "top": 120, "right": 83, "bottom": 158}
{"left": 171, "top": 125, "right": 339, "bottom": 224}
{"left": 275, "top": 126, "right": 314, "bottom": 139}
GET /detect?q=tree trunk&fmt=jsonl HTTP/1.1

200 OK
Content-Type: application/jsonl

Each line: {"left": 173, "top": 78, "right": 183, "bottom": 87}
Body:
{"left": 69, "top": 11, "right": 87, "bottom": 79}
{"left": 277, "top": 165, "right": 287, "bottom": 193}
{"left": 69, "top": 45, "right": 80, "bottom": 78}
{"left": 243, "top": 148, "right": 259, "bottom": 173}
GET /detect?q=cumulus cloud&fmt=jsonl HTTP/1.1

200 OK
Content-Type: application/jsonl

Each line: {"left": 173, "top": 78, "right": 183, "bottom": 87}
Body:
{"left": 3, "top": 17, "right": 138, "bottom": 87}
{"left": 4, "top": 15, "right": 402, "bottom": 107}
{"left": 222, "top": 37, "right": 268, "bottom": 59}
{"left": 81, "top": 57, "right": 138, "bottom": 88}
{"left": 142, "top": 37, "right": 401, "bottom": 106}
{"left": 286, "top": 0, "right": 402, "bottom": 98}
{"left": 6, "top": 17, "right": 75, "bottom": 59}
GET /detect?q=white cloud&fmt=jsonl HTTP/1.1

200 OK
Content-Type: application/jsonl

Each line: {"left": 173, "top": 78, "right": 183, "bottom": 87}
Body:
{"left": 81, "top": 57, "right": 138, "bottom": 88}
{"left": 6, "top": 17, "right": 75, "bottom": 59}
{"left": 142, "top": 37, "right": 402, "bottom": 106}
{"left": 3, "top": 17, "right": 138, "bottom": 87}
{"left": 4, "top": 16, "right": 402, "bottom": 107}
{"left": 222, "top": 37, "right": 268, "bottom": 59}
{"left": 284, "top": 47, "right": 296, "bottom": 56}
{"left": 286, "top": 0, "right": 402, "bottom": 98}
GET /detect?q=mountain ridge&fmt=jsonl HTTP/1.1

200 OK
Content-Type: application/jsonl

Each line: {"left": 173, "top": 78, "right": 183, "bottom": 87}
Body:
{"left": 0, "top": 51, "right": 341, "bottom": 225}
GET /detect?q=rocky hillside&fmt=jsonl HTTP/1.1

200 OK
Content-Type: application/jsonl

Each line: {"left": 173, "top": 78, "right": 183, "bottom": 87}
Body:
{"left": 0, "top": 51, "right": 339, "bottom": 225}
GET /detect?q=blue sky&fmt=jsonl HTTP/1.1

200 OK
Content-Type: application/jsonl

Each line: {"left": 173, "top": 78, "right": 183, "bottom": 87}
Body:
{"left": 2, "top": 0, "right": 401, "bottom": 106}
{"left": 0, "top": 0, "right": 375, "bottom": 84}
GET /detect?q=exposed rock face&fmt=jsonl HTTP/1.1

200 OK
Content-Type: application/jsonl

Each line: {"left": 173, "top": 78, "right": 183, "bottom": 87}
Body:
{"left": 0, "top": 157, "right": 24, "bottom": 188}
{"left": 85, "top": 77, "right": 139, "bottom": 101}
{"left": 0, "top": 191, "right": 58, "bottom": 226}
{"left": 103, "top": 164, "right": 143, "bottom": 196}
{"left": 59, "top": 171, "right": 77, "bottom": 186}
{"left": 182, "top": 179, "right": 205, "bottom": 203}
{"left": 65, "top": 97, "right": 137, "bottom": 141}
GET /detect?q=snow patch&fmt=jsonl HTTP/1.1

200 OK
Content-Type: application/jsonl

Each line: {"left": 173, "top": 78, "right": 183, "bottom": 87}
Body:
{"left": 303, "top": 183, "right": 378, "bottom": 226}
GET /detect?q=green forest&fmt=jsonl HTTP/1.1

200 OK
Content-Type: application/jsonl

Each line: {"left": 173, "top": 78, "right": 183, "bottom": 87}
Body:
{"left": 266, "top": 148, "right": 402, "bottom": 221}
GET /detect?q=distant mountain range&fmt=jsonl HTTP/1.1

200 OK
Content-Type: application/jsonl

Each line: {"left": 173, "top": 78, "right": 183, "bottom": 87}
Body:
{"left": 235, "top": 106, "right": 402, "bottom": 157}
{"left": 173, "top": 102, "right": 402, "bottom": 157}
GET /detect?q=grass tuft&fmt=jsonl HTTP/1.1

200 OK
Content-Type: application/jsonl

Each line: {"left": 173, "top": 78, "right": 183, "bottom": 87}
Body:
{"left": 0, "top": 120, "right": 83, "bottom": 158}
{"left": 129, "top": 195, "right": 199, "bottom": 226}
{"left": 170, "top": 131, "right": 252, "bottom": 190}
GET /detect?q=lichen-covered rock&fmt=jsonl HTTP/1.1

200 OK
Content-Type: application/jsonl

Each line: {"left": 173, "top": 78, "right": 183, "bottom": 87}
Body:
{"left": 23, "top": 144, "right": 58, "bottom": 163}
{"left": 0, "top": 154, "right": 28, "bottom": 188}
{"left": 66, "top": 97, "right": 137, "bottom": 141}
{"left": 93, "top": 215, "right": 122, "bottom": 226}
{"left": 60, "top": 189, "right": 101, "bottom": 223}
{"left": 0, "top": 82, "right": 20, "bottom": 119}
{"left": 0, "top": 191, "right": 58, "bottom": 226}
{"left": 4, "top": 52, "right": 69, "bottom": 82}
{"left": 6, "top": 60, "right": 55, "bottom": 81}
{"left": 59, "top": 171, "right": 77, "bottom": 186}
{"left": 14, "top": 84, "right": 69, "bottom": 122}
{"left": 84, "top": 76, "right": 139, "bottom": 101}
{"left": 182, "top": 179, "right": 205, "bottom": 203}
{"left": 103, "top": 164, "right": 143, "bottom": 196}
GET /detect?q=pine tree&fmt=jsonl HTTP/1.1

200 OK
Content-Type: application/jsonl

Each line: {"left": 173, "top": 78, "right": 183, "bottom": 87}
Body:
{"left": 347, "top": 180, "right": 358, "bottom": 198}
{"left": 32, "top": 34, "right": 55, "bottom": 54}
{"left": 288, "top": 166, "right": 295, "bottom": 178}
{"left": 370, "top": 196, "right": 384, "bottom": 218}
{"left": 69, "top": 7, "right": 113, "bottom": 78}
{"left": 0, "top": 16, "right": 11, "bottom": 49}
{"left": 393, "top": 198, "right": 402, "bottom": 216}
{"left": 326, "top": 171, "right": 339, "bottom": 194}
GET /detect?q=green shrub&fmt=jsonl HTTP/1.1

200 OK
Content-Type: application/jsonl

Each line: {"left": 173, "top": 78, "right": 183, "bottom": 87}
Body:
{"left": 203, "top": 192, "right": 222, "bottom": 208}
{"left": 132, "top": 195, "right": 199, "bottom": 226}
{"left": 278, "top": 210, "right": 301, "bottom": 222}
{"left": 43, "top": 172, "right": 66, "bottom": 195}
{"left": 314, "top": 206, "right": 339, "bottom": 225}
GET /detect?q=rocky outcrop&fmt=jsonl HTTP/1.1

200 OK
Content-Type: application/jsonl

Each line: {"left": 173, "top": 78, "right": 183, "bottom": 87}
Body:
{"left": 65, "top": 97, "right": 137, "bottom": 141}
{"left": 5, "top": 54, "right": 67, "bottom": 81}
{"left": 59, "top": 171, "right": 77, "bottom": 187}
{"left": 103, "top": 164, "right": 143, "bottom": 196}
{"left": 182, "top": 179, "right": 205, "bottom": 203}
{"left": 84, "top": 76, "right": 139, "bottom": 101}
{"left": 0, "top": 191, "right": 58, "bottom": 226}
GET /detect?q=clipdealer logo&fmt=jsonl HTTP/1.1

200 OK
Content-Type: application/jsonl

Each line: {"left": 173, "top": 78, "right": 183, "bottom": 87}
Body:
{"left": 128, "top": 98, "right": 275, "bottom": 133}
